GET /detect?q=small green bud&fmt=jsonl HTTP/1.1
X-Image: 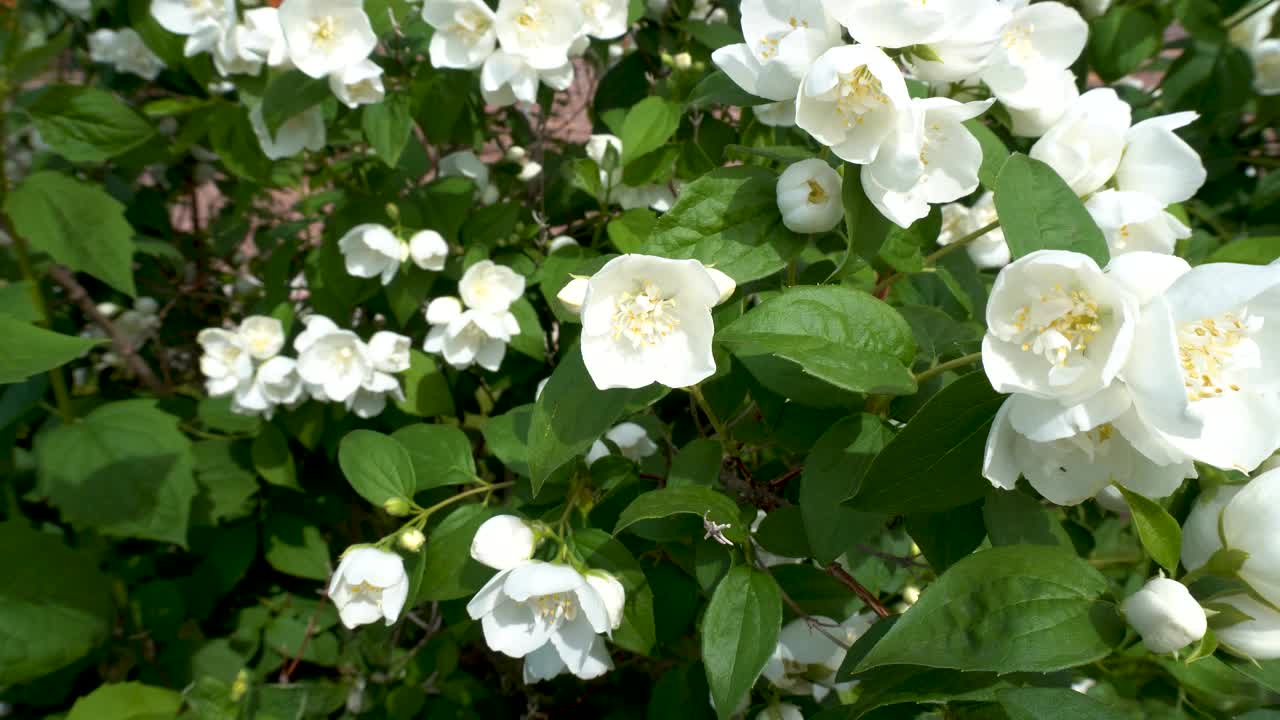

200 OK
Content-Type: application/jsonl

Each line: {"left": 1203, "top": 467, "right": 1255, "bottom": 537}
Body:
{"left": 385, "top": 203, "right": 401, "bottom": 223}
{"left": 383, "top": 497, "right": 412, "bottom": 516}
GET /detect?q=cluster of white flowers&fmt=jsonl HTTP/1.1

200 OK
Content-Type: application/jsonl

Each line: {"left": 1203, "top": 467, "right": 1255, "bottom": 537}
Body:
{"left": 465, "top": 515, "right": 628, "bottom": 683}
{"left": 557, "top": 254, "right": 735, "bottom": 391}
{"left": 983, "top": 251, "right": 1280, "bottom": 509}
{"left": 1230, "top": 3, "right": 1280, "bottom": 96}
{"left": 197, "top": 314, "right": 411, "bottom": 419}
{"left": 586, "top": 134, "right": 677, "bottom": 212}
{"left": 424, "top": 260, "right": 526, "bottom": 372}
{"left": 87, "top": 28, "right": 166, "bottom": 80}
{"left": 421, "top": 0, "right": 628, "bottom": 107}
{"left": 338, "top": 223, "right": 449, "bottom": 286}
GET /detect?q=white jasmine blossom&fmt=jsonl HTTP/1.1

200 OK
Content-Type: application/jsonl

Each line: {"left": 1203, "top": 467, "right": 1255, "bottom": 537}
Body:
{"left": 581, "top": 0, "right": 628, "bottom": 40}
{"left": 1214, "top": 594, "right": 1280, "bottom": 661}
{"left": 585, "top": 422, "right": 659, "bottom": 465}
{"left": 238, "top": 315, "right": 286, "bottom": 360}
{"left": 459, "top": 260, "right": 526, "bottom": 313}
{"left": 1122, "top": 576, "right": 1207, "bottom": 655}
{"left": 1030, "top": 88, "right": 1131, "bottom": 197}
{"left": 493, "top": 0, "right": 585, "bottom": 70}
{"left": 423, "top": 297, "right": 521, "bottom": 371}
{"left": 367, "top": 331, "right": 411, "bottom": 373}
{"left": 1085, "top": 191, "right": 1190, "bottom": 257}
{"left": 471, "top": 514, "right": 540, "bottom": 570}
{"left": 198, "top": 328, "right": 254, "bottom": 396}
{"left": 1113, "top": 113, "right": 1206, "bottom": 207}
{"left": 329, "top": 58, "right": 385, "bottom": 108}
{"left": 249, "top": 104, "right": 326, "bottom": 159}
{"left": 409, "top": 230, "right": 450, "bottom": 271}
{"left": 906, "top": 0, "right": 1010, "bottom": 84}
{"left": 329, "top": 547, "right": 410, "bottom": 628}
{"left": 981, "top": 1, "right": 1087, "bottom": 111}
{"left": 1005, "top": 69, "right": 1079, "bottom": 138}
{"left": 346, "top": 370, "right": 405, "bottom": 418}
{"left": 244, "top": 7, "right": 291, "bottom": 68}
{"left": 423, "top": 0, "right": 499, "bottom": 70}
{"left": 710, "top": 0, "right": 843, "bottom": 103}
{"left": 795, "top": 45, "right": 912, "bottom": 165}
{"left": 776, "top": 159, "right": 843, "bottom": 234}
{"left": 278, "top": 0, "right": 377, "bottom": 79}
{"left": 296, "top": 328, "right": 372, "bottom": 403}
{"left": 338, "top": 224, "right": 409, "bottom": 285}
{"left": 823, "top": 0, "right": 977, "bottom": 49}
{"left": 584, "top": 571, "right": 625, "bottom": 630}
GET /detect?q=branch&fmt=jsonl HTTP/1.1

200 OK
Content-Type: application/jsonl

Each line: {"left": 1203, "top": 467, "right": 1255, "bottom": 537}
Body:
{"left": 825, "top": 562, "right": 891, "bottom": 618}
{"left": 47, "top": 265, "right": 170, "bottom": 396}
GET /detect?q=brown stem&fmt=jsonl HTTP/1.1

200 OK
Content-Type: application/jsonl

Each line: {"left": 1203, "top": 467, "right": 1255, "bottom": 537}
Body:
{"left": 48, "top": 266, "right": 170, "bottom": 396}
{"left": 825, "top": 562, "right": 891, "bottom": 618}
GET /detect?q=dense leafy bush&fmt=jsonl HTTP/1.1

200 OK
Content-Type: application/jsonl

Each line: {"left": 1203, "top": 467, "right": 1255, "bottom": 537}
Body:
{"left": 3, "top": 0, "right": 1280, "bottom": 718}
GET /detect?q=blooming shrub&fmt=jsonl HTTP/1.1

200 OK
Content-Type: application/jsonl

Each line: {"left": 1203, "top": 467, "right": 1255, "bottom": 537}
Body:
{"left": 5, "top": 0, "right": 1280, "bottom": 717}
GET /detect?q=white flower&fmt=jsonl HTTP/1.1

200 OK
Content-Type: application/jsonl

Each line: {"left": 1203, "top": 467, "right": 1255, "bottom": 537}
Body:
{"left": 763, "top": 615, "right": 870, "bottom": 701}
{"left": 278, "top": 0, "right": 377, "bottom": 79}
{"left": 423, "top": 0, "right": 498, "bottom": 69}
{"left": 338, "top": 224, "right": 408, "bottom": 285}
{"left": 585, "top": 422, "right": 659, "bottom": 465}
{"left": 1030, "top": 88, "right": 1131, "bottom": 197}
{"left": 585, "top": 134, "right": 677, "bottom": 211}
{"left": 584, "top": 571, "right": 626, "bottom": 630}
{"left": 1122, "top": 576, "right": 1206, "bottom": 655}
{"left": 151, "top": 0, "right": 236, "bottom": 48}
{"left": 710, "top": 0, "right": 843, "bottom": 102}
{"left": 907, "top": 0, "right": 1010, "bottom": 84}
{"left": 579, "top": 254, "right": 723, "bottom": 390}
{"left": 471, "top": 514, "right": 540, "bottom": 570}
{"left": 776, "top": 159, "right": 843, "bottom": 234}
{"left": 328, "top": 547, "right": 410, "bottom": 628}
{"left": 1113, "top": 113, "right": 1206, "bottom": 207}
{"left": 1122, "top": 262, "right": 1280, "bottom": 472}
{"left": 937, "top": 193, "right": 1009, "bottom": 269}
{"left": 581, "top": 0, "right": 628, "bottom": 39}
{"left": 1085, "top": 191, "right": 1190, "bottom": 257}
{"left": 243, "top": 7, "right": 291, "bottom": 68}
{"left": 256, "top": 355, "right": 305, "bottom": 406}
{"left": 984, "top": 390, "right": 1195, "bottom": 506}
{"left": 238, "top": 315, "right": 286, "bottom": 360}
{"left": 249, "top": 104, "right": 326, "bottom": 159}
{"left": 982, "top": 250, "right": 1139, "bottom": 404}
{"left": 795, "top": 45, "right": 912, "bottom": 165}
{"left": 440, "top": 150, "right": 499, "bottom": 203}
{"left": 409, "top": 230, "right": 449, "bottom": 271}
{"left": 1251, "top": 40, "right": 1280, "bottom": 96}
{"left": 494, "top": 0, "right": 584, "bottom": 70}
{"left": 212, "top": 23, "right": 269, "bottom": 77}
{"left": 466, "top": 561, "right": 614, "bottom": 681}
{"left": 558, "top": 277, "right": 589, "bottom": 315}
{"left": 459, "top": 260, "right": 526, "bottom": 313}
{"left": 479, "top": 50, "right": 573, "bottom": 106}
{"left": 823, "top": 0, "right": 977, "bottom": 49}
{"left": 87, "top": 29, "right": 167, "bottom": 81}
{"left": 1214, "top": 594, "right": 1280, "bottom": 661}
{"left": 758, "top": 705, "right": 804, "bottom": 720}
{"left": 1006, "top": 69, "right": 1079, "bottom": 138}
{"left": 548, "top": 235, "right": 579, "bottom": 254}
{"left": 293, "top": 314, "right": 340, "bottom": 353}
{"left": 981, "top": 1, "right": 1087, "bottom": 111}
{"left": 346, "top": 370, "right": 404, "bottom": 418}
{"left": 1229, "top": 2, "right": 1278, "bottom": 54}
{"left": 424, "top": 297, "right": 521, "bottom": 371}
{"left": 1180, "top": 484, "right": 1243, "bottom": 572}
{"left": 1214, "top": 469, "right": 1280, "bottom": 608}
{"left": 297, "top": 329, "right": 372, "bottom": 402}
{"left": 198, "top": 328, "right": 254, "bottom": 396}
{"left": 754, "top": 100, "right": 797, "bottom": 127}
{"left": 367, "top": 331, "right": 411, "bottom": 373}
{"left": 51, "top": 0, "right": 91, "bottom": 20}
{"left": 861, "top": 98, "right": 994, "bottom": 229}
{"left": 329, "top": 58, "right": 385, "bottom": 108}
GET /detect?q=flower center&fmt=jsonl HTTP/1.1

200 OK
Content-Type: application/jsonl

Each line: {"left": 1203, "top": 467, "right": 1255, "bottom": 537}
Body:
{"left": 1177, "top": 309, "right": 1262, "bottom": 402}
{"left": 247, "top": 334, "right": 274, "bottom": 356}
{"left": 311, "top": 15, "right": 339, "bottom": 46}
{"left": 836, "top": 66, "right": 888, "bottom": 127}
{"left": 806, "top": 179, "right": 828, "bottom": 204}
{"left": 348, "top": 580, "right": 385, "bottom": 606}
{"left": 612, "top": 281, "right": 679, "bottom": 348}
{"left": 531, "top": 592, "right": 578, "bottom": 623}
{"left": 1006, "top": 285, "right": 1103, "bottom": 370}
{"left": 1002, "top": 23, "right": 1036, "bottom": 62}
{"left": 452, "top": 8, "right": 492, "bottom": 39}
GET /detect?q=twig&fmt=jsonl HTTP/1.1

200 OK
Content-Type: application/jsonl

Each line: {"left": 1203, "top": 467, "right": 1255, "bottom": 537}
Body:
{"left": 825, "top": 562, "right": 891, "bottom": 618}
{"left": 768, "top": 466, "right": 803, "bottom": 489}
{"left": 48, "top": 265, "right": 170, "bottom": 396}
{"left": 913, "top": 351, "right": 983, "bottom": 386}
{"left": 279, "top": 594, "right": 327, "bottom": 683}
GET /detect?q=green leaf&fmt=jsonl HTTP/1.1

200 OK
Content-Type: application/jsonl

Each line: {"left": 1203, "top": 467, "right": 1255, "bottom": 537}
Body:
{"left": 621, "top": 97, "right": 683, "bottom": 168}
{"left": 192, "top": 440, "right": 259, "bottom": 526}
{"left": 0, "top": 315, "right": 100, "bottom": 383}
{"left": 5, "top": 170, "right": 137, "bottom": 295}
{"left": 702, "top": 566, "right": 782, "bottom": 720}
{"left": 396, "top": 350, "right": 456, "bottom": 418}
{"left": 669, "top": 438, "right": 723, "bottom": 487}
{"left": 484, "top": 404, "right": 534, "bottom": 477}
{"left": 837, "top": 667, "right": 1012, "bottom": 718}
{"left": 984, "top": 488, "right": 1072, "bottom": 548}
{"left": 0, "top": 522, "right": 114, "bottom": 685}
{"left": 997, "top": 688, "right": 1127, "bottom": 720}
{"left": 209, "top": 104, "right": 273, "bottom": 183}
{"left": 645, "top": 166, "right": 803, "bottom": 283}
{"left": 614, "top": 486, "right": 745, "bottom": 544}
{"left": 260, "top": 71, "right": 331, "bottom": 133}
{"left": 965, "top": 121, "right": 1010, "bottom": 192}
{"left": 264, "top": 513, "right": 331, "bottom": 580}
{"left": 1088, "top": 6, "right": 1163, "bottom": 82}
{"left": 801, "top": 414, "right": 894, "bottom": 563}
{"left": 573, "top": 529, "right": 657, "bottom": 655}
{"left": 11, "top": 28, "right": 73, "bottom": 86}
{"left": 1207, "top": 236, "right": 1280, "bottom": 265}
{"left": 1116, "top": 486, "right": 1182, "bottom": 573}
{"left": 27, "top": 86, "right": 156, "bottom": 163}
{"left": 842, "top": 162, "right": 894, "bottom": 268}
{"left": 856, "top": 546, "right": 1121, "bottom": 673}
{"left": 251, "top": 422, "right": 300, "bottom": 490}
{"left": 35, "top": 400, "right": 195, "bottom": 545}
{"left": 995, "top": 154, "right": 1109, "bottom": 266}
{"left": 66, "top": 682, "right": 182, "bottom": 720}
{"left": 607, "top": 208, "right": 658, "bottom": 253}
{"left": 390, "top": 424, "right": 477, "bottom": 491}
{"left": 852, "top": 372, "right": 1003, "bottom": 514}
{"left": 527, "top": 346, "right": 666, "bottom": 493}
{"left": 416, "top": 504, "right": 497, "bottom": 602}
{"left": 676, "top": 19, "right": 743, "bottom": 49}
{"left": 717, "top": 286, "right": 917, "bottom": 396}
{"left": 688, "top": 71, "right": 771, "bottom": 110}
{"left": 338, "top": 430, "right": 418, "bottom": 508}
{"left": 906, "top": 501, "right": 987, "bottom": 573}
{"left": 363, "top": 94, "right": 415, "bottom": 167}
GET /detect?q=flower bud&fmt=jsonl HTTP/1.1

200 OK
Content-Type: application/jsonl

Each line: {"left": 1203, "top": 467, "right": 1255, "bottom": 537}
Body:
{"left": 1214, "top": 594, "right": 1280, "bottom": 661}
{"left": 705, "top": 267, "right": 736, "bottom": 305}
{"left": 586, "top": 570, "right": 627, "bottom": 631}
{"left": 673, "top": 52, "right": 692, "bottom": 70}
{"left": 547, "top": 235, "right": 580, "bottom": 254}
{"left": 383, "top": 497, "right": 412, "bottom": 517}
{"left": 557, "top": 277, "right": 589, "bottom": 315}
{"left": 409, "top": 230, "right": 449, "bottom": 272}
{"left": 399, "top": 527, "right": 426, "bottom": 552}
{"left": 776, "top": 158, "right": 843, "bottom": 234}
{"left": 505, "top": 145, "right": 528, "bottom": 163}
{"left": 1122, "top": 577, "right": 1207, "bottom": 654}
{"left": 470, "top": 514, "right": 538, "bottom": 570}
